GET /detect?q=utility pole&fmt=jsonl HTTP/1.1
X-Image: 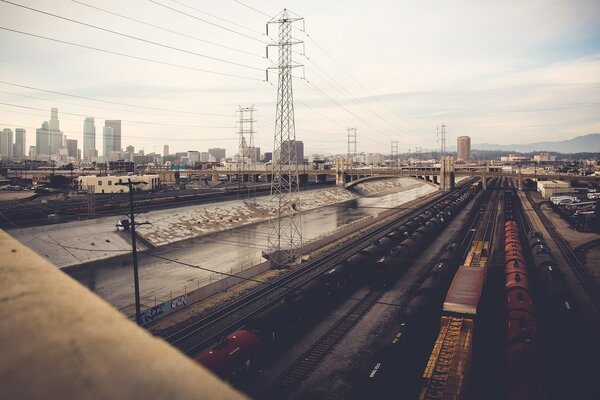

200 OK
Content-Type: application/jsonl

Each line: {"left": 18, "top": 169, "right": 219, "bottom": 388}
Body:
{"left": 265, "top": 9, "right": 304, "bottom": 268}
{"left": 116, "top": 179, "right": 146, "bottom": 325}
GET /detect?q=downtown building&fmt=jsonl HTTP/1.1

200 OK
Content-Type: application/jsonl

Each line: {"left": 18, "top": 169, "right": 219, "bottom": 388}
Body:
{"left": 0, "top": 128, "right": 13, "bottom": 159}
{"left": 273, "top": 140, "right": 304, "bottom": 165}
{"left": 83, "top": 117, "right": 96, "bottom": 161}
{"left": 208, "top": 148, "right": 226, "bottom": 162}
{"left": 457, "top": 136, "right": 471, "bottom": 163}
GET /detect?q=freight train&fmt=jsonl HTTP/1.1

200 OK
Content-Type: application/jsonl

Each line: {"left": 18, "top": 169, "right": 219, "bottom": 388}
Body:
{"left": 194, "top": 189, "right": 474, "bottom": 380}
{"left": 417, "top": 239, "right": 490, "bottom": 399}
{"left": 503, "top": 192, "right": 543, "bottom": 399}
{"left": 357, "top": 242, "right": 462, "bottom": 399}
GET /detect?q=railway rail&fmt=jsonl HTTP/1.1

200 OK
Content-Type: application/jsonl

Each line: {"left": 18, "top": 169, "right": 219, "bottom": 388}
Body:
{"left": 163, "top": 182, "right": 475, "bottom": 356}
{"left": 259, "top": 180, "right": 493, "bottom": 398}
{"left": 524, "top": 191, "right": 600, "bottom": 312}
{"left": 265, "top": 289, "right": 384, "bottom": 397}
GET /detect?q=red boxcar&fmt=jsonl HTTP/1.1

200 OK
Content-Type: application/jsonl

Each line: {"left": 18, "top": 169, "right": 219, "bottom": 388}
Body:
{"left": 194, "top": 330, "right": 260, "bottom": 378}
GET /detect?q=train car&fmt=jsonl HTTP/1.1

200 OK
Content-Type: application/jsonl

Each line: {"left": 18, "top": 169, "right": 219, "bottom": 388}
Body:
{"left": 503, "top": 216, "right": 543, "bottom": 399}
{"left": 194, "top": 330, "right": 260, "bottom": 378}
{"left": 418, "top": 238, "right": 488, "bottom": 400}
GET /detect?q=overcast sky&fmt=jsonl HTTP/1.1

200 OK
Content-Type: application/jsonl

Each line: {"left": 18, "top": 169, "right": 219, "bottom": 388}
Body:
{"left": 0, "top": 0, "right": 598, "bottom": 157}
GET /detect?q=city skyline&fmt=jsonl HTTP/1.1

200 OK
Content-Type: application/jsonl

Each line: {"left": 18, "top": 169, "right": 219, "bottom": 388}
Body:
{"left": 0, "top": 0, "right": 598, "bottom": 157}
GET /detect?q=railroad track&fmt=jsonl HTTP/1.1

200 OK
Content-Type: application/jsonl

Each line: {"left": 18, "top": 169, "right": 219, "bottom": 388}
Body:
{"left": 257, "top": 182, "right": 491, "bottom": 398}
{"left": 264, "top": 289, "right": 385, "bottom": 398}
{"left": 524, "top": 191, "right": 600, "bottom": 312}
{"left": 164, "top": 183, "right": 475, "bottom": 355}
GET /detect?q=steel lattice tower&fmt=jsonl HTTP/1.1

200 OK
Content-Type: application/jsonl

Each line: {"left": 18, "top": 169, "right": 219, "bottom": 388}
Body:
{"left": 265, "top": 9, "right": 304, "bottom": 268}
{"left": 437, "top": 123, "right": 447, "bottom": 159}
{"left": 347, "top": 127, "right": 357, "bottom": 163}
{"left": 438, "top": 123, "right": 448, "bottom": 190}
{"left": 238, "top": 106, "right": 257, "bottom": 166}
{"left": 391, "top": 140, "right": 399, "bottom": 168}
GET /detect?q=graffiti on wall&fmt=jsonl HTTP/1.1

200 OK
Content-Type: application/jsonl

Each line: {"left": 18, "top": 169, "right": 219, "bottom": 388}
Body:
{"left": 138, "top": 294, "right": 190, "bottom": 325}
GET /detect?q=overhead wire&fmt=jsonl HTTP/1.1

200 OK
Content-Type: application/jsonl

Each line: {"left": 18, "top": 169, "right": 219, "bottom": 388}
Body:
{"left": 0, "top": 27, "right": 263, "bottom": 82}
{"left": 0, "top": 80, "right": 235, "bottom": 117}
{"left": 167, "top": 0, "right": 267, "bottom": 37}
{"left": 304, "top": 33, "right": 431, "bottom": 136}
{"left": 0, "top": 89, "right": 236, "bottom": 120}
{"left": 0, "top": 0, "right": 265, "bottom": 72}
{"left": 70, "top": 0, "right": 264, "bottom": 59}
{"left": 0, "top": 102, "right": 237, "bottom": 129}
{"left": 147, "top": 0, "right": 269, "bottom": 44}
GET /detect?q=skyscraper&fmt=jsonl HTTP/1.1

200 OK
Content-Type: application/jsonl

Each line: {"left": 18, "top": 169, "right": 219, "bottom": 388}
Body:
{"left": 208, "top": 147, "right": 226, "bottom": 162}
{"left": 48, "top": 108, "right": 62, "bottom": 155}
{"left": 163, "top": 145, "right": 169, "bottom": 157}
{"left": 83, "top": 117, "right": 96, "bottom": 160}
{"left": 36, "top": 121, "right": 50, "bottom": 155}
{"left": 274, "top": 140, "right": 304, "bottom": 164}
{"left": 105, "top": 120, "right": 121, "bottom": 152}
{"left": 103, "top": 126, "right": 114, "bottom": 157}
{"left": 0, "top": 128, "right": 13, "bottom": 158}
{"left": 66, "top": 139, "right": 78, "bottom": 159}
{"left": 457, "top": 136, "right": 471, "bottom": 162}
{"left": 14, "top": 128, "right": 25, "bottom": 157}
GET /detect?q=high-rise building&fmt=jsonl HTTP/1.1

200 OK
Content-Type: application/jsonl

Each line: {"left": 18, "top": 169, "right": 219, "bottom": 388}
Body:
{"left": 14, "top": 128, "right": 25, "bottom": 157}
{"left": 163, "top": 145, "right": 169, "bottom": 157}
{"left": 48, "top": 108, "right": 62, "bottom": 155}
{"left": 208, "top": 147, "right": 226, "bottom": 162}
{"left": 103, "top": 126, "right": 115, "bottom": 157}
{"left": 105, "top": 120, "right": 121, "bottom": 152}
{"left": 66, "top": 139, "right": 78, "bottom": 159}
{"left": 457, "top": 136, "right": 471, "bottom": 162}
{"left": 36, "top": 121, "right": 50, "bottom": 155}
{"left": 83, "top": 117, "right": 96, "bottom": 160}
{"left": 274, "top": 140, "right": 304, "bottom": 164}
{"left": 1, "top": 128, "right": 13, "bottom": 158}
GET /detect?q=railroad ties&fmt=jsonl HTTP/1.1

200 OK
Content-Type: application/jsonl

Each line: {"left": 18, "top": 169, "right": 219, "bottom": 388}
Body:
{"left": 265, "top": 290, "right": 384, "bottom": 397}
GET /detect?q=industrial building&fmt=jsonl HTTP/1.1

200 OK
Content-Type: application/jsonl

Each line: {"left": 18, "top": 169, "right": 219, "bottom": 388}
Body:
{"left": 78, "top": 174, "right": 160, "bottom": 194}
{"left": 537, "top": 180, "right": 571, "bottom": 198}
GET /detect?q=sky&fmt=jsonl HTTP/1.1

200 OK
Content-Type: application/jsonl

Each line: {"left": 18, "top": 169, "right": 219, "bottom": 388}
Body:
{"left": 0, "top": 0, "right": 598, "bottom": 157}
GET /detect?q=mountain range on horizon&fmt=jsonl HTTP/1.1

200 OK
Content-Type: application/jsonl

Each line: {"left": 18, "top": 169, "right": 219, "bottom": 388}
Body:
{"left": 464, "top": 133, "right": 600, "bottom": 153}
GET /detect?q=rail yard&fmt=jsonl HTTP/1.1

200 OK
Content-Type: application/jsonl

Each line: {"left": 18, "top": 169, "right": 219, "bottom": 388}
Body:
{"left": 135, "top": 177, "right": 600, "bottom": 400}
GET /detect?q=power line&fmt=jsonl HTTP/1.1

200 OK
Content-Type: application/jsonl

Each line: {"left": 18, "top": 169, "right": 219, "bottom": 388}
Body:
{"left": 302, "top": 80, "right": 392, "bottom": 148}
{"left": 168, "top": 0, "right": 267, "bottom": 37}
{"left": 0, "top": 102, "right": 237, "bottom": 129}
{"left": 70, "top": 0, "right": 264, "bottom": 59}
{"left": 0, "top": 27, "right": 263, "bottom": 81}
{"left": 0, "top": 80, "right": 234, "bottom": 117}
{"left": 231, "top": 0, "right": 272, "bottom": 18}
{"left": 304, "top": 61, "right": 421, "bottom": 141}
{"left": 0, "top": 120, "right": 238, "bottom": 143}
{"left": 304, "top": 34, "right": 431, "bottom": 136}
{"left": 1, "top": 0, "right": 264, "bottom": 71}
{"left": 0, "top": 89, "right": 235, "bottom": 120}
{"left": 147, "top": 0, "right": 269, "bottom": 44}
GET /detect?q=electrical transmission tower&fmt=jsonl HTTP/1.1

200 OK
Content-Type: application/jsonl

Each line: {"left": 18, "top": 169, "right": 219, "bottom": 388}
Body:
{"left": 438, "top": 123, "right": 449, "bottom": 191}
{"left": 238, "top": 105, "right": 257, "bottom": 199}
{"left": 437, "top": 123, "right": 447, "bottom": 159}
{"left": 265, "top": 9, "right": 304, "bottom": 268}
{"left": 347, "top": 127, "right": 357, "bottom": 163}
{"left": 390, "top": 140, "right": 399, "bottom": 169}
